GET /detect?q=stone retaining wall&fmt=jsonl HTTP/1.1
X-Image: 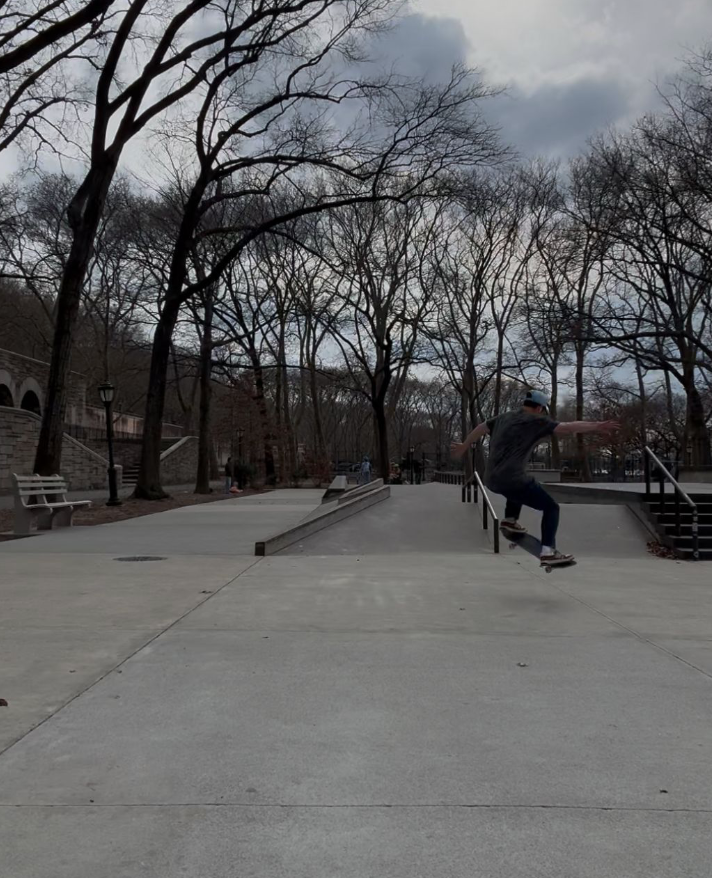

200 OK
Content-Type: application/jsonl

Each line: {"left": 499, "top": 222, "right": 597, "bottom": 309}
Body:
{"left": 0, "top": 347, "right": 86, "bottom": 425}
{"left": 0, "top": 406, "right": 112, "bottom": 493}
{"left": 160, "top": 437, "right": 199, "bottom": 485}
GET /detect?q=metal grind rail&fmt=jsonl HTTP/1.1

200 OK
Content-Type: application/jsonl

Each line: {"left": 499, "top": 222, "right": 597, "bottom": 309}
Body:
{"left": 461, "top": 469, "right": 500, "bottom": 554}
{"left": 644, "top": 446, "right": 699, "bottom": 561}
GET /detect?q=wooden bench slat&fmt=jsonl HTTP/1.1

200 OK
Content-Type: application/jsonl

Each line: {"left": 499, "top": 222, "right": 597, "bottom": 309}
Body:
{"left": 23, "top": 500, "right": 91, "bottom": 509}
{"left": 16, "top": 485, "right": 68, "bottom": 491}
{"left": 17, "top": 486, "right": 68, "bottom": 493}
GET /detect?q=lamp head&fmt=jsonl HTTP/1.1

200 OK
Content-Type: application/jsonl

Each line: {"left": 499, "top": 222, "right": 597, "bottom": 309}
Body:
{"left": 98, "top": 382, "right": 115, "bottom": 405}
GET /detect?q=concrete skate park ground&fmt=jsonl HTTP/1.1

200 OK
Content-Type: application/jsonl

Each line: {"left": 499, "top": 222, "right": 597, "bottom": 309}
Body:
{"left": 1, "top": 484, "right": 711, "bottom": 878}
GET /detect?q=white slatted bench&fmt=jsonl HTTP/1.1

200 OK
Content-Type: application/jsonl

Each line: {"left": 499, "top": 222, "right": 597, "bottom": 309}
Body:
{"left": 13, "top": 474, "right": 92, "bottom": 535}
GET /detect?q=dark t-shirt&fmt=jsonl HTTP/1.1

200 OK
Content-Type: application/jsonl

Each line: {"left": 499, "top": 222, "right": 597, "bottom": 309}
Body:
{"left": 484, "top": 410, "right": 559, "bottom": 491}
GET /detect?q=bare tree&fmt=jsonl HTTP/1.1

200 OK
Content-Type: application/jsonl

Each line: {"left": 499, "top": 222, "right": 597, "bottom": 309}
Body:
{"left": 38, "top": 0, "right": 378, "bottom": 477}
{"left": 0, "top": 0, "right": 113, "bottom": 154}
{"left": 134, "top": 57, "right": 504, "bottom": 497}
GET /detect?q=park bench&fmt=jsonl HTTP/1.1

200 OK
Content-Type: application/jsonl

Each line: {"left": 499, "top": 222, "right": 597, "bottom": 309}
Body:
{"left": 12, "top": 474, "right": 92, "bottom": 535}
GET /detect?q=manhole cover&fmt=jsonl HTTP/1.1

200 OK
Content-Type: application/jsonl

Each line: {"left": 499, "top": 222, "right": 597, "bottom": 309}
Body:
{"left": 114, "top": 556, "right": 167, "bottom": 562}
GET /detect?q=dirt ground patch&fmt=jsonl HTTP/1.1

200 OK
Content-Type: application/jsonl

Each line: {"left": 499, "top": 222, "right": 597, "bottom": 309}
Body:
{"left": 0, "top": 487, "right": 267, "bottom": 539}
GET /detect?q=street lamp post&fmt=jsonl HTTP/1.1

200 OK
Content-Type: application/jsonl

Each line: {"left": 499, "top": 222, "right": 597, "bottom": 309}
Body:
{"left": 236, "top": 426, "right": 245, "bottom": 488}
{"left": 409, "top": 445, "right": 415, "bottom": 485}
{"left": 98, "top": 382, "right": 122, "bottom": 507}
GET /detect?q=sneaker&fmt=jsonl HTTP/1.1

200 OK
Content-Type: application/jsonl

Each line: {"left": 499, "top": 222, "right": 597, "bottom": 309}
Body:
{"left": 500, "top": 520, "right": 527, "bottom": 534}
{"left": 540, "top": 549, "right": 575, "bottom": 567}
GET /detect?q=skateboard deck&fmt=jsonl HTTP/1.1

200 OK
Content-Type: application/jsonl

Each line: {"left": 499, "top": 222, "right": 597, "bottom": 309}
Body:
{"left": 501, "top": 527, "right": 577, "bottom": 572}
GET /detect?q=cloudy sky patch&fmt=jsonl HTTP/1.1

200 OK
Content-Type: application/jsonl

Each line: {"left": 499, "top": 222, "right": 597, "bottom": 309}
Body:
{"left": 403, "top": 0, "right": 712, "bottom": 156}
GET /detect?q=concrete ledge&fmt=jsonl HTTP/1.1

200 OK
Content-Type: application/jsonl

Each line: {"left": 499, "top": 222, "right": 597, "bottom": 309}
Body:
{"left": 527, "top": 468, "right": 561, "bottom": 483}
{"left": 339, "top": 478, "right": 384, "bottom": 503}
{"left": 679, "top": 468, "right": 712, "bottom": 484}
{"left": 548, "top": 484, "right": 644, "bottom": 505}
{"left": 255, "top": 484, "right": 390, "bottom": 556}
{"left": 322, "top": 475, "right": 348, "bottom": 502}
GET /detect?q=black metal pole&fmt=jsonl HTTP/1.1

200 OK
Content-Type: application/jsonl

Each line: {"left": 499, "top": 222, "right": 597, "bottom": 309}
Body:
{"left": 644, "top": 449, "right": 651, "bottom": 495}
{"left": 692, "top": 509, "right": 699, "bottom": 561}
{"left": 104, "top": 401, "right": 121, "bottom": 507}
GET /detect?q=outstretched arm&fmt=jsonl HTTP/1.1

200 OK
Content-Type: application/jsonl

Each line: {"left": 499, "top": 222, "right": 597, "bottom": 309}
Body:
{"left": 554, "top": 420, "right": 620, "bottom": 435}
{"left": 450, "top": 422, "right": 490, "bottom": 459}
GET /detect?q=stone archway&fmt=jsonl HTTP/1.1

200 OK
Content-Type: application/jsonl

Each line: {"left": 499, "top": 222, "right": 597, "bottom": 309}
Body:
{"left": 0, "top": 383, "right": 13, "bottom": 407}
{"left": 17, "top": 377, "right": 44, "bottom": 416}
{"left": 20, "top": 389, "right": 41, "bottom": 415}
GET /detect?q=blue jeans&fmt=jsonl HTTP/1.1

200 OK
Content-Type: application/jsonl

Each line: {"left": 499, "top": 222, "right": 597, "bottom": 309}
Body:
{"left": 502, "top": 480, "right": 560, "bottom": 548}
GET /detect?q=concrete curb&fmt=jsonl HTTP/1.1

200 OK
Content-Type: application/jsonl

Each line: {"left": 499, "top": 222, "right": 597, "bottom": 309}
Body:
{"left": 255, "top": 484, "right": 390, "bottom": 556}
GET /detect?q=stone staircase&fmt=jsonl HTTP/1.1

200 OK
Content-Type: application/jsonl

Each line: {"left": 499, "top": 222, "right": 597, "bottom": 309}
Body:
{"left": 643, "top": 493, "right": 712, "bottom": 560}
{"left": 120, "top": 437, "right": 183, "bottom": 487}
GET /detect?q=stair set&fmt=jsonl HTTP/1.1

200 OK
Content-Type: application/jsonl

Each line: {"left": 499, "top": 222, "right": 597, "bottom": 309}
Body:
{"left": 642, "top": 492, "right": 712, "bottom": 560}
{"left": 118, "top": 438, "right": 181, "bottom": 487}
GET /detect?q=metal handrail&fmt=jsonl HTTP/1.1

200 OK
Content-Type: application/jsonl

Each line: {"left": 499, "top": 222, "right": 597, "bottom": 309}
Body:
{"left": 452, "top": 459, "right": 499, "bottom": 553}
{"left": 644, "top": 446, "right": 699, "bottom": 561}
{"left": 474, "top": 471, "right": 500, "bottom": 553}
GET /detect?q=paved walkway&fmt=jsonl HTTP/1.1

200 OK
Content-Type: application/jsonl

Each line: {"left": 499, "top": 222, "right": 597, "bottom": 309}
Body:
{"left": 0, "top": 480, "right": 225, "bottom": 509}
{"left": 1, "top": 484, "right": 711, "bottom": 877}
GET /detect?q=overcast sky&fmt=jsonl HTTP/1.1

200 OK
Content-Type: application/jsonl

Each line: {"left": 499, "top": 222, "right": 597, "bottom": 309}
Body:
{"left": 399, "top": 0, "right": 712, "bottom": 158}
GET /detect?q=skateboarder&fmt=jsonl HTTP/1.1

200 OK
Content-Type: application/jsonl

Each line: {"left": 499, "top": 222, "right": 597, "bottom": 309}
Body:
{"left": 451, "top": 390, "right": 620, "bottom": 566}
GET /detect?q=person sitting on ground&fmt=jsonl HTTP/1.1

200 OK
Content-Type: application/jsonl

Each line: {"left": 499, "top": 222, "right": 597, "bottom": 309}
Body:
{"left": 450, "top": 390, "right": 620, "bottom": 567}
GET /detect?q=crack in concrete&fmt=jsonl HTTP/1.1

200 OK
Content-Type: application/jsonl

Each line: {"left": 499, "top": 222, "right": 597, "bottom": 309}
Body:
{"left": 0, "top": 557, "right": 264, "bottom": 759}
{"left": 506, "top": 559, "right": 712, "bottom": 682}
{"left": 1, "top": 802, "right": 710, "bottom": 813}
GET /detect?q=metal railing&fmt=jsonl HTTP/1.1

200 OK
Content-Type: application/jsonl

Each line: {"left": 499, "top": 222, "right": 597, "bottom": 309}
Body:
{"left": 433, "top": 470, "right": 464, "bottom": 485}
{"left": 461, "top": 469, "right": 500, "bottom": 553}
{"left": 644, "top": 446, "right": 699, "bottom": 561}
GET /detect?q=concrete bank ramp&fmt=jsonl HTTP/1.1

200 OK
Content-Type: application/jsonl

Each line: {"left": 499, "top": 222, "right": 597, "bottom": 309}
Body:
{"left": 284, "top": 483, "right": 652, "bottom": 560}
{"left": 489, "top": 495, "right": 652, "bottom": 560}
{"left": 282, "top": 484, "right": 492, "bottom": 556}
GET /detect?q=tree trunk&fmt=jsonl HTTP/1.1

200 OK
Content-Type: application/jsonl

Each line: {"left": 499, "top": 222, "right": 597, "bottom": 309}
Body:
{"left": 134, "top": 301, "right": 182, "bottom": 499}
{"left": 575, "top": 342, "right": 592, "bottom": 482}
{"left": 34, "top": 163, "right": 116, "bottom": 474}
{"left": 682, "top": 367, "right": 711, "bottom": 467}
{"left": 635, "top": 359, "right": 648, "bottom": 453}
{"left": 252, "top": 361, "right": 276, "bottom": 485}
{"left": 308, "top": 360, "right": 327, "bottom": 461}
{"left": 274, "top": 357, "right": 285, "bottom": 482}
{"left": 194, "top": 296, "right": 214, "bottom": 494}
{"left": 550, "top": 367, "right": 561, "bottom": 469}
{"left": 493, "top": 335, "right": 504, "bottom": 416}
{"left": 281, "top": 360, "right": 297, "bottom": 480}
{"left": 373, "top": 399, "right": 389, "bottom": 482}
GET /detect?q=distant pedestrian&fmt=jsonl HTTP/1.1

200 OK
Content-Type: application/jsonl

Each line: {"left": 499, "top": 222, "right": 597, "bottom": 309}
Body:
{"left": 359, "top": 455, "right": 372, "bottom": 485}
{"left": 413, "top": 457, "right": 422, "bottom": 485}
{"left": 224, "top": 457, "right": 233, "bottom": 493}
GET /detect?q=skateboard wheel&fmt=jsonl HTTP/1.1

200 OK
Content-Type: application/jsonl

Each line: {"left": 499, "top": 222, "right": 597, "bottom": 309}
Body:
{"left": 545, "top": 565, "right": 552, "bottom": 573}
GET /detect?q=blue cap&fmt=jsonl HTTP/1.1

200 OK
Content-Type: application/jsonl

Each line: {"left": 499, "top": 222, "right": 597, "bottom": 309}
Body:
{"left": 524, "top": 389, "right": 550, "bottom": 410}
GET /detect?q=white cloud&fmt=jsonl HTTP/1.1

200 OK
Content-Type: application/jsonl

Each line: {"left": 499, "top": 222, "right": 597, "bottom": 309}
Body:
{"left": 410, "top": 0, "right": 712, "bottom": 156}
{"left": 414, "top": 0, "right": 712, "bottom": 89}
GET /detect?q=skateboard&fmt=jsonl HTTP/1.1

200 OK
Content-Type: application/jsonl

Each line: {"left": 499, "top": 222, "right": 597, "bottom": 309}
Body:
{"left": 501, "top": 527, "right": 577, "bottom": 573}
